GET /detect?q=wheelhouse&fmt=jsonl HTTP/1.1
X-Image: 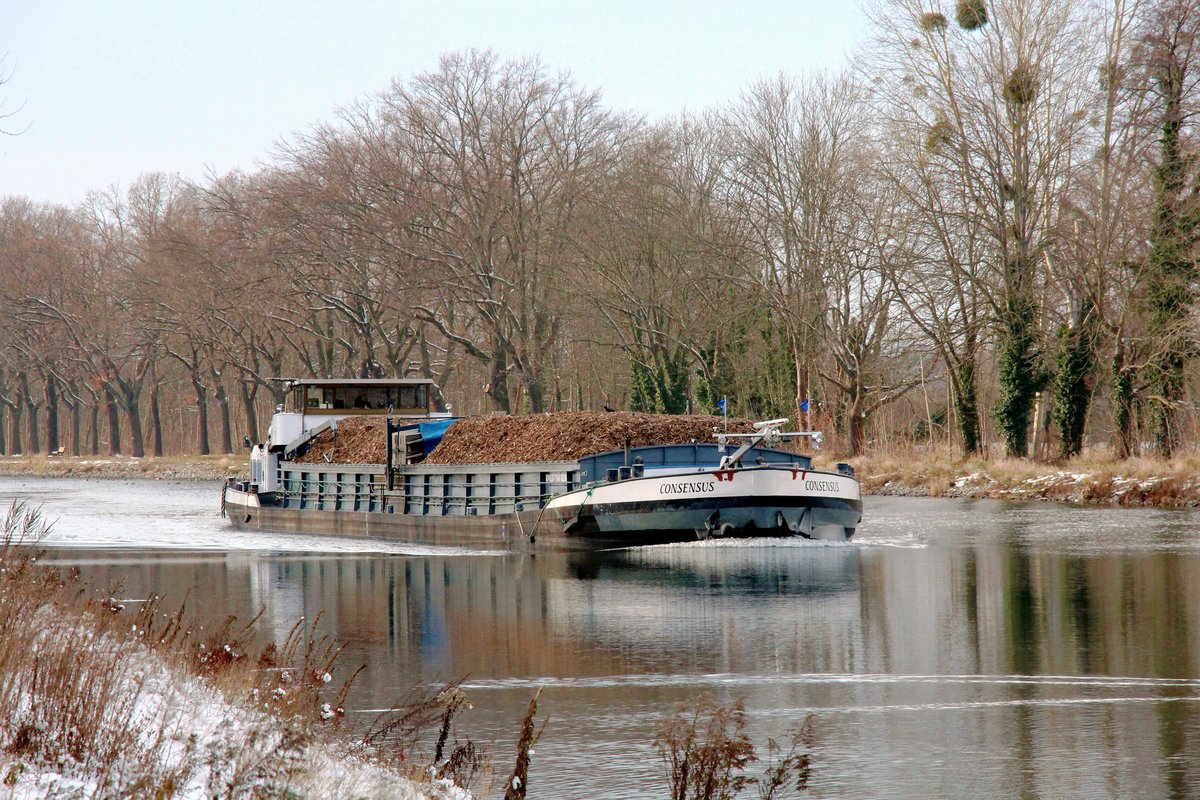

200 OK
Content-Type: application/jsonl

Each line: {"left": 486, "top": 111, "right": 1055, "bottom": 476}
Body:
{"left": 284, "top": 378, "right": 435, "bottom": 416}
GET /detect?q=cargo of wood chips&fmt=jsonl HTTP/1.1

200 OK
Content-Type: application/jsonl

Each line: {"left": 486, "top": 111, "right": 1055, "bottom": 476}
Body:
{"left": 294, "top": 417, "right": 389, "bottom": 465}
{"left": 294, "top": 412, "right": 759, "bottom": 465}
{"left": 426, "top": 412, "right": 758, "bottom": 464}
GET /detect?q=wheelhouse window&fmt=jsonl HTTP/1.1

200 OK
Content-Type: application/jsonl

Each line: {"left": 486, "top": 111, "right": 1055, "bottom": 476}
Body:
{"left": 290, "top": 381, "right": 431, "bottom": 414}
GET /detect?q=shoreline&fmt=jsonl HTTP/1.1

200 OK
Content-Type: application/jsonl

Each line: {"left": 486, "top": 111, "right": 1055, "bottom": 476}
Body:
{"left": 2, "top": 452, "right": 1197, "bottom": 509}
{"left": 849, "top": 451, "right": 1200, "bottom": 508}
{"left": 0, "top": 454, "right": 239, "bottom": 482}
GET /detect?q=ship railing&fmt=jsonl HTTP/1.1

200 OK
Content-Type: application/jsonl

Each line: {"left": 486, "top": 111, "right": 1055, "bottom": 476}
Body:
{"left": 274, "top": 465, "right": 579, "bottom": 516}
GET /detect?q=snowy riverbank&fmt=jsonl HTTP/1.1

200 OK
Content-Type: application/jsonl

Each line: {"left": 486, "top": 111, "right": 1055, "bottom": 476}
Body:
{"left": 0, "top": 505, "right": 476, "bottom": 799}
{"left": 1, "top": 631, "right": 464, "bottom": 799}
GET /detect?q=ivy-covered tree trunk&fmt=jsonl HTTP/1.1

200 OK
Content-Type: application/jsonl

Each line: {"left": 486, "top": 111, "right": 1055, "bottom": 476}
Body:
{"left": 994, "top": 292, "right": 1042, "bottom": 458}
{"left": 521, "top": 367, "right": 546, "bottom": 414}
{"left": 952, "top": 343, "right": 982, "bottom": 457}
{"left": 694, "top": 341, "right": 722, "bottom": 415}
{"left": 1112, "top": 341, "right": 1136, "bottom": 459}
{"left": 1143, "top": 7, "right": 1198, "bottom": 458}
{"left": 630, "top": 358, "right": 654, "bottom": 413}
{"left": 1051, "top": 319, "right": 1096, "bottom": 459}
{"left": 629, "top": 345, "right": 689, "bottom": 415}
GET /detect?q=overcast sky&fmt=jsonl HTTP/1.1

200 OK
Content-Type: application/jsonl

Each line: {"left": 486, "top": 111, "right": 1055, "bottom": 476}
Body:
{"left": 0, "top": 1, "right": 868, "bottom": 207}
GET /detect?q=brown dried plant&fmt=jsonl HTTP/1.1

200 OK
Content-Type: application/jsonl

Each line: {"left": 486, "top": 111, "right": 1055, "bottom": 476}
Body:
{"left": 656, "top": 695, "right": 818, "bottom": 800}
{"left": 503, "top": 687, "right": 545, "bottom": 800}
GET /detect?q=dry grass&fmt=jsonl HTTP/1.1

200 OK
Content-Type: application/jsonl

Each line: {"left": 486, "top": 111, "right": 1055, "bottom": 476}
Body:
{"left": 851, "top": 445, "right": 1200, "bottom": 506}
{"left": 501, "top": 688, "right": 544, "bottom": 800}
{"left": 0, "top": 453, "right": 236, "bottom": 480}
{"left": 0, "top": 501, "right": 491, "bottom": 798}
{"left": 655, "top": 695, "right": 815, "bottom": 800}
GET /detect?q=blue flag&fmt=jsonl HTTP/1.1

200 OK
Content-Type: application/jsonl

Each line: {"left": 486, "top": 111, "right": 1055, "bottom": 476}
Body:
{"left": 800, "top": 398, "right": 810, "bottom": 412}
{"left": 716, "top": 397, "right": 726, "bottom": 413}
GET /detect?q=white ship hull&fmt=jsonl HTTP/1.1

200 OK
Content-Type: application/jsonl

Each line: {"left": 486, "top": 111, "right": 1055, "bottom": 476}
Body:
{"left": 544, "top": 464, "right": 861, "bottom": 542}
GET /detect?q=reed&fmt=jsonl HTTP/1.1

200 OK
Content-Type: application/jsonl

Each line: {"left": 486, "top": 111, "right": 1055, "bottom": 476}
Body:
{"left": 655, "top": 695, "right": 816, "bottom": 800}
{"left": 849, "top": 445, "right": 1200, "bottom": 506}
{"left": 502, "top": 688, "right": 544, "bottom": 800}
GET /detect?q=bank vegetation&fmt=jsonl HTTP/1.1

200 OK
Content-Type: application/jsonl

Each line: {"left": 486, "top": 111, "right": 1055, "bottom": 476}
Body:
{"left": 0, "top": 503, "right": 491, "bottom": 799}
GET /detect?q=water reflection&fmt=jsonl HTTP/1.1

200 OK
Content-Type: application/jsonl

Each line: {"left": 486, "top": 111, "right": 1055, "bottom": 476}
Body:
{"left": 22, "top": 485, "right": 1200, "bottom": 798}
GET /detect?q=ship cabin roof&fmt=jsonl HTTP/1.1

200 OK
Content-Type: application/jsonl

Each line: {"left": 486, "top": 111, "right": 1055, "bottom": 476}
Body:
{"left": 284, "top": 378, "right": 435, "bottom": 387}
{"left": 281, "top": 378, "right": 437, "bottom": 416}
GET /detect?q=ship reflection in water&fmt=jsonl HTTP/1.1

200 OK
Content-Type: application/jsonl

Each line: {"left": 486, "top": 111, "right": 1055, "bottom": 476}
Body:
{"left": 26, "top": 486, "right": 1200, "bottom": 799}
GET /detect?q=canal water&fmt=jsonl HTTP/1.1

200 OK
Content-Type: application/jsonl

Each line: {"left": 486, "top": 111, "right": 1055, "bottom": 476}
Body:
{"left": 3, "top": 476, "right": 1200, "bottom": 799}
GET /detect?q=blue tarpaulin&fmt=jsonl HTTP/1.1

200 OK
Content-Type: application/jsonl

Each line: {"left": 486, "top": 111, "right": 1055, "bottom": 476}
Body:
{"left": 418, "top": 418, "right": 455, "bottom": 456}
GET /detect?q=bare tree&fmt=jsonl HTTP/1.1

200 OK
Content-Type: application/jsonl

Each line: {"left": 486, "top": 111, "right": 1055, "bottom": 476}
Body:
{"left": 368, "top": 50, "right": 631, "bottom": 412}
{"left": 722, "top": 72, "right": 863, "bottom": 430}
{"left": 868, "top": 0, "right": 1098, "bottom": 457}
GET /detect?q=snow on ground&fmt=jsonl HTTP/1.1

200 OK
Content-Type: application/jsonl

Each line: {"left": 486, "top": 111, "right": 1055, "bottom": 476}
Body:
{"left": 0, "top": 614, "right": 468, "bottom": 800}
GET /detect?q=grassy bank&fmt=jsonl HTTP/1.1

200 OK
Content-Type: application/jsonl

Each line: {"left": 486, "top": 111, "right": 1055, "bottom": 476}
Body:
{"left": 848, "top": 447, "right": 1200, "bottom": 507}
{"left": 0, "top": 454, "right": 238, "bottom": 481}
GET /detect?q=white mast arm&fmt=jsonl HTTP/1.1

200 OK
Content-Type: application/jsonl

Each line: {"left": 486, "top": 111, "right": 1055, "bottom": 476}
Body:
{"left": 715, "top": 419, "right": 823, "bottom": 468}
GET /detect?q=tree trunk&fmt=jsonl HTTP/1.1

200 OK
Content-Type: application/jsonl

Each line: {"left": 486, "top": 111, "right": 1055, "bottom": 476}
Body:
{"left": 791, "top": 335, "right": 810, "bottom": 433}
{"left": 9, "top": 404, "right": 22, "bottom": 455}
{"left": 123, "top": 395, "right": 146, "bottom": 458}
{"left": 522, "top": 368, "right": 545, "bottom": 414}
{"left": 149, "top": 381, "right": 164, "bottom": 457}
{"left": 105, "top": 385, "right": 121, "bottom": 456}
{"left": 26, "top": 402, "right": 40, "bottom": 454}
{"left": 1112, "top": 340, "right": 1136, "bottom": 459}
{"left": 193, "top": 373, "right": 211, "bottom": 455}
{"left": 240, "top": 381, "right": 260, "bottom": 443}
{"left": 88, "top": 398, "right": 100, "bottom": 456}
{"left": 68, "top": 393, "right": 81, "bottom": 457}
{"left": 847, "top": 398, "right": 866, "bottom": 457}
{"left": 487, "top": 346, "right": 511, "bottom": 413}
{"left": 1051, "top": 320, "right": 1095, "bottom": 460}
{"left": 214, "top": 375, "right": 233, "bottom": 454}
{"left": 19, "top": 373, "right": 41, "bottom": 455}
{"left": 994, "top": 291, "right": 1040, "bottom": 458}
{"left": 953, "top": 352, "right": 982, "bottom": 456}
{"left": 44, "top": 375, "right": 60, "bottom": 454}
{"left": 0, "top": 402, "right": 6, "bottom": 455}
{"left": 1143, "top": 17, "right": 1194, "bottom": 459}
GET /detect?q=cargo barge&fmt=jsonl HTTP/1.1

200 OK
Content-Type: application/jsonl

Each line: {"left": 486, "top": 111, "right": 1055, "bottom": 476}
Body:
{"left": 223, "top": 378, "right": 862, "bottom": 552}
